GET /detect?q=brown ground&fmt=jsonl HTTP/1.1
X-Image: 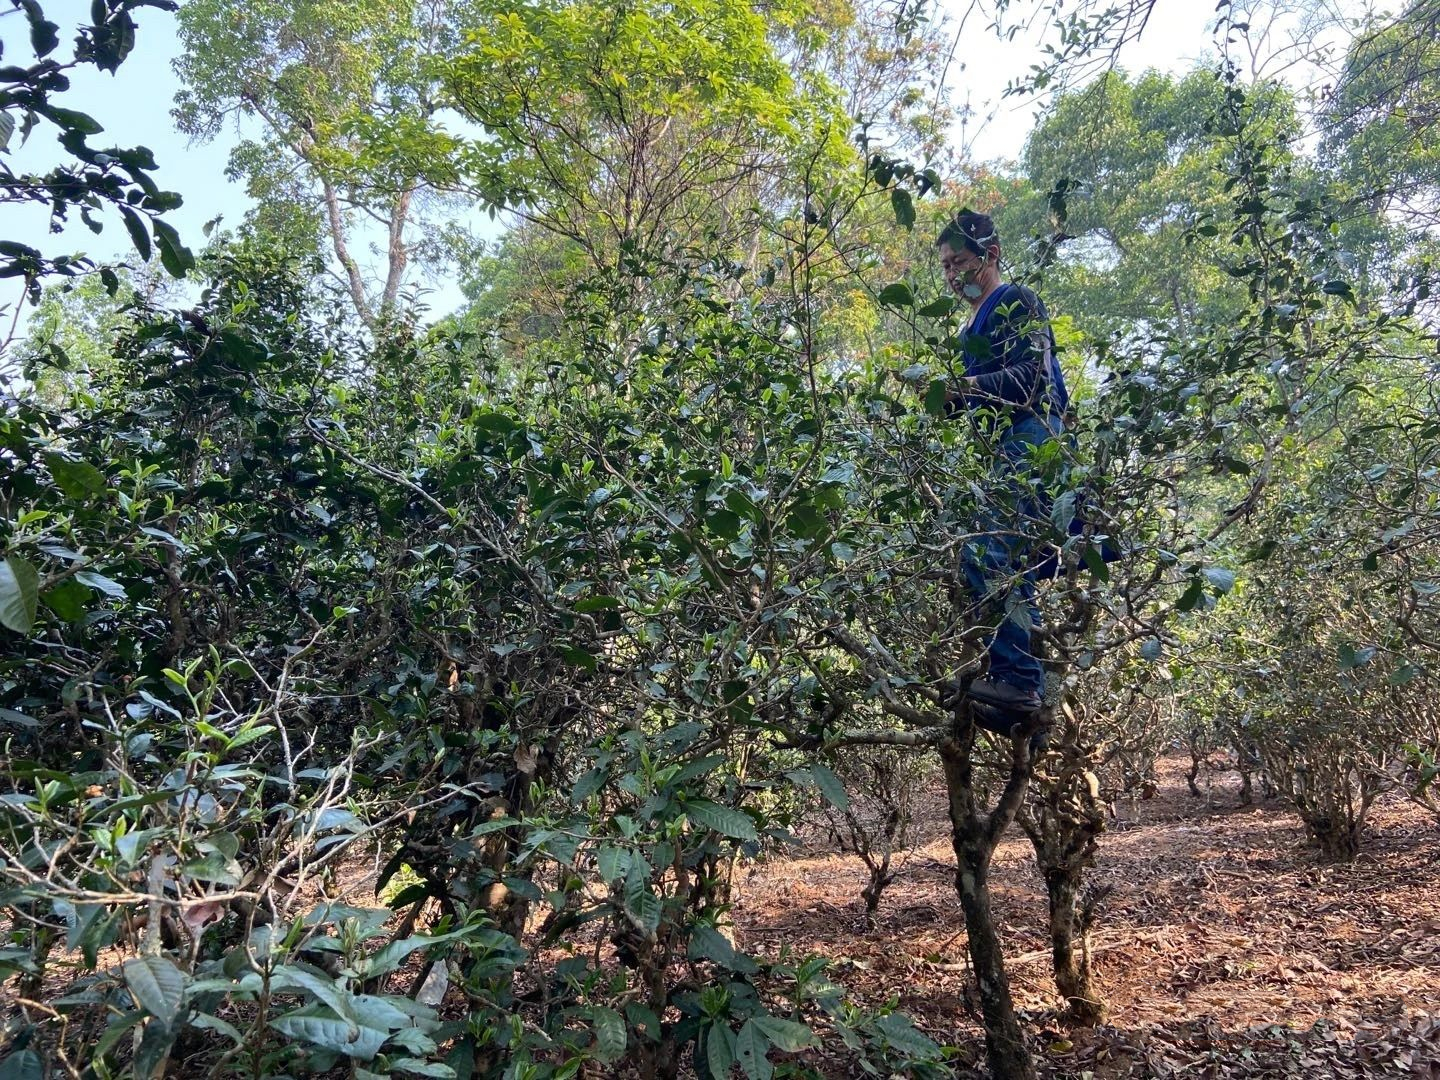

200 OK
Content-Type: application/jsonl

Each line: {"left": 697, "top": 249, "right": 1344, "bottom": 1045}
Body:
{"left": 732, "top": 755, "right": 1440, "bottom": 1078}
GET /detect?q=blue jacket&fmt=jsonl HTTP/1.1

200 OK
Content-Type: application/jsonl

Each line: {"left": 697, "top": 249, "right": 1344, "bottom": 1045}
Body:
{"left": 953, "top": 283, "right": 1070, "bottom": 424}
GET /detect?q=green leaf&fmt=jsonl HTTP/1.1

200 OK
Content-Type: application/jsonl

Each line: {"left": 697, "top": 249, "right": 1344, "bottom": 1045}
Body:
{"left": 0, "top": 707, "right": 38, "bottom": 729}
{"left": 42, "top": 578, "right": 89, "bottom": 622}
{"left": 686, "top": 923, "right": 758, "bottom": 974}
{"left": 706, "top": 508, "right": 742, "bottom": 539}
{"left": 574, "top": 595, "right": 622, "bottom": 612}
{"left": 270, "top": 973, "right": 362, "bottom": 1031}
{"left": 1175, "top": 577, "right": 1204, "bottom": 613}
{"left": 872, "top": 1012, "right": 941, "bottom": 1058}
{"left": 1082, "top": 544, "right": 1110, "bottom": 583}
{"left": 808, "top": 765, "right": 849, "bottom": 810}
{"left": 0, "top": 113, "right": 14, "bottom": 153}
{"left": 270, "top": 1011, "right": 386, "bottom": 1060}
{"left": 26, "top": 6, "right": 60, "bottom": 57}
{"left": 355, "top": 926, "right": 474, "bottom": 980}
{"left": 123, "top": 955, "right": 186, "bottom": 1025}
{"left": 0, "top": 948, "right": 40, "bottom": 981}
{"left": 916, "top": 295, "right": 956, "bottom": 318}
{"left": 1202, "top": 567, "right": 1236, "bottom": 594}
{"left": 591, "top": 1006, "right": 626, "bottom": 1063}
{"left": 1337, "top": 643, "right": 1376, "bottom": 670}
{"left": 201, "top": 832, "right": 241, "bottom": 860}
{"left": 596, "top": 844, "right": 629, "bottom": 885}
{"left": 734, "top": 1020, "right": 773, "bottom": 1080}
{"left": 471, "top": 410, "right": 518, "bottom": 434}
{"left": 226, "top": 723, "right": 275, "bottom": 751}
{"left": 667, "top": 755, "right": 727, "bottom": 791}
{"left": 572, "top": 766, "right": 607, "bottom": 804}
{"left": 1140, "top": 638, "right": 1163, "bottom": 661}
{"left": 152, "top": 218, "right": 195, "bottom": 279}
{"left": 683, "top": 799, "right": 757, "bottom": 841}
{"left": 118, "top": 204, "right": 151, "bottom": 262}
{"left": 706, "top": 1023, "right": 737, "bottom": 1079}
{"left": 469, "top": 816, "right": 517, "bottom": 837}
{"left": 0, "top": 1049, "right": 42, "bottom": 1080}
{"left": 891, "top": 188, "right": 916, "bottom": 229}
{"left": 1245, "top": 539, "right": 1279, "bottom": 563}
{"left": 44, "top": 453, "right": 106, "bottom": 499}
{"left": 390, "top": 1060, "right": 456, "bottom": 1079}
{"left": 751, "top": 1016, "right": 815, "bottom": 1052}
{"left": 786, "top": 503, "right": 828, "bottom": 540}
{"left": 45, "top": 106, "right": 103, "bottom": 135}
{"left": 0, "top": 556, "right": 40, "bottom": 635}
{"left": 189, "top": 1012, "right": 244, "bottom": 1045}
{"left": 180, "top": 850, "right": 239, "bottom": 885}
{"left": 75, "top": 570, "right": 127, "bottom": 599}
{"left": 1389, "top": 664, "right": 1419, "bottom": 687}
{"left": 349, "top": 993, "right": 418, "bottom": 1032}
{"left": 93, "top": 1011, "right": 145, "bottom": 1065}
{"left": 923, "top": 379, "right": 948, "bottom": 417}
{"left": 877, "top": 282, "right": 914, "bottom": 308}
{"left": 387, "top": 1028, "right": 439, "bottom": 1056}
{"left": 560, "top": 646, "right": 598, "bottom": 671}
{"left": 627, "top": 886, "right": 662, "bottom": 935}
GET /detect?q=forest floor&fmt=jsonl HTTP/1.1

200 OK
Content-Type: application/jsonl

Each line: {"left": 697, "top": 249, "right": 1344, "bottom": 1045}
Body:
{"left": 733, "top": 754, "right": 1440, "bottom": 1078}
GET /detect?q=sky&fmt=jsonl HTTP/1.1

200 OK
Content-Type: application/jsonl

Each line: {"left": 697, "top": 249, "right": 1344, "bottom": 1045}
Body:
{"left": 3, "top": 0, "right": 1368, "bottom": 328}
{"left": 6, "top": 2, "right": 238, "bottom": 252}
{"left": 940, "top": 0, "right": 1217, "bottom": 161}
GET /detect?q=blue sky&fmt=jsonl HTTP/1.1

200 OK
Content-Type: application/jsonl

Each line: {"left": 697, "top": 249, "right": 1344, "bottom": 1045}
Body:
{"left": 6, "top": 2, "right": 241, "bottom": 261}
{"left": 6, "top": 2, "right": 478, "bottom": 315}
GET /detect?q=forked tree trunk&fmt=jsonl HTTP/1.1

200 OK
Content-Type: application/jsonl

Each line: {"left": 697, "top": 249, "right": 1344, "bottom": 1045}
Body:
{"left": 1021, "top": 717, "right": 1107, "bottom": 1024}
{"left": 939, "top": 720, "right": 1038, "bottom": 1080}
{"left": 1044, "top": 868, "right": 1104, "bottom": 1024}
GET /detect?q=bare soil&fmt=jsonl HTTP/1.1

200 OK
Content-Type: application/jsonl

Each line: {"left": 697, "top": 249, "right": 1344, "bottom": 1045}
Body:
{"left": 732, "top": 754, "right": 1440, "bottom": 1078}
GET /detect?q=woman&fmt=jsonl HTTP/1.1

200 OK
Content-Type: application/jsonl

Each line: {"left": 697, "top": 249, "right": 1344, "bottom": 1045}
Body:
{"left": 937, "top": 211, "right": 1071, "bottom": 727}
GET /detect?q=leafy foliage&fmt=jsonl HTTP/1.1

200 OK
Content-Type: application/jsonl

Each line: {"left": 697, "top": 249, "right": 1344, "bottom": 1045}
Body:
{"left": 0, "top": 0, "right": 192, "bottom": 305}
{"left": 7, "top": 4, "right": 1440, "bottom": 1080}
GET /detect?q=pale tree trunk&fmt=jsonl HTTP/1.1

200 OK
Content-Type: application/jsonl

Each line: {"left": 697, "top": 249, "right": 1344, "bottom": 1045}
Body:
{"left": 244, "top": 98, "right": 413, "bottom": 329}
{"left": 380, "top": 186, "right": 415, "bottom": 317}
{"left": 322, "top": 177, "right": 374, "bottom": 326}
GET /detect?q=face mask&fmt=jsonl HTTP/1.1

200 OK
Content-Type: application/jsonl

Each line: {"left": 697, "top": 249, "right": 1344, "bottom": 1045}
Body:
{"left": 961, "top": 259, "right": 987, "bottom": 299}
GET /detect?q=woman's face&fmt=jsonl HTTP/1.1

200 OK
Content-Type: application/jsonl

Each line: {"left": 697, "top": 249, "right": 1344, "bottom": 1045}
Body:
{"left": 939, "top": 241, "right": 998, "bottom": 301}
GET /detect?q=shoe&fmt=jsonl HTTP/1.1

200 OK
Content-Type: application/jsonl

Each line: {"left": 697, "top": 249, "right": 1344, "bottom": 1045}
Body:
{"left": 966, "top": 676, "right": 1042, "bottom": 713}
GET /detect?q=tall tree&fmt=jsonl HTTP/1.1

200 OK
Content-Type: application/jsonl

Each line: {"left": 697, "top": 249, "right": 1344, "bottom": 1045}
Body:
{"left": 1319, "top": 0, "right": 1440, "bottom": 315}
{"left": 172, "top": 0, "right": 470, "bottom": 327}
{"left": 1004, "top": 69, "right": 1301, "bottom": 338}
{"left": 439, "top": 0, "right": 857, "bottom": 274}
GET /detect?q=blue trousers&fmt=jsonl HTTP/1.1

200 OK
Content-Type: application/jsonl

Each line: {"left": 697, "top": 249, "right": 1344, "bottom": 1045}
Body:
{"left": 961, "top": 414, "right": 1065, "bottom": 697}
